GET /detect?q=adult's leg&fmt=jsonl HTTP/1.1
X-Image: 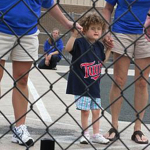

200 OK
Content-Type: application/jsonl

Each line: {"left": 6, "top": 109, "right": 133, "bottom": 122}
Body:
{"left": 38, "top": 58, "right": 49, "bottom": 69}
{"left": 133, "top": 57, "right": 150, "bottom": 142}
{"left": 12, "top": 61, "right": 32, "bottom": 127}
{"left": 49, "top": 55, "right": 60, "bottom": 69}
{"left": 0, "top": 60, "right": 5, "bottom": 95}
{"left": 105, "top": 53, "right": 131, "bottom": 139}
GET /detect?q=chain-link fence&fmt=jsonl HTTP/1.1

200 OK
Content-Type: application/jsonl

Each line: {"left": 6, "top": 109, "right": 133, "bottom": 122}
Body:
{"left": 38, "top": 11, "right": 85, "bottom": 62}
{"left": 0, "top": 0, "right": 150, "bottom": 150}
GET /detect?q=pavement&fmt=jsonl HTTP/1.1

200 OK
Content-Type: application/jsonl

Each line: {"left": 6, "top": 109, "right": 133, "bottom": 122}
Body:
{"left": 0, "top": 62, "right": 150, "bottom": 150}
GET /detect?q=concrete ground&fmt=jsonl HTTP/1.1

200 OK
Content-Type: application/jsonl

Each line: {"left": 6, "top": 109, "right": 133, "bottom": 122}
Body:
{"left": 0, "top": 62, "right": 150, "bottom": 150}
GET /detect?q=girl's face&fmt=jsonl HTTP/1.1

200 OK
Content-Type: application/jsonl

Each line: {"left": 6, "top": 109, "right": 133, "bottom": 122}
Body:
{"left": 52, "top": 30, "right": 59, "bottom": 40}
{"left": 84, "top": 24, "right": 102, "bottom": 43}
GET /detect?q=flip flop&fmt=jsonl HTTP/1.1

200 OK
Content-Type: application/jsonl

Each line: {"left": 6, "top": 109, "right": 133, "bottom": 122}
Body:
{"left": 106, "top": 128, "right": 119, "bottom": 141}
{"left": 131, "top": 131, "right": 148, "bottom": 144}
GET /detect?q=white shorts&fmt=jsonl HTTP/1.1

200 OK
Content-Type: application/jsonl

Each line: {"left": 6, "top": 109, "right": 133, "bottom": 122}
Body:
{"left": 0, "top": 31, "right": 39, "bottom": 61}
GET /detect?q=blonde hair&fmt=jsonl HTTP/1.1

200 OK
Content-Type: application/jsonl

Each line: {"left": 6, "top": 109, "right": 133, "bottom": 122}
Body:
{"left": 52, "top": 28, "right": 60, "bottom": 35}
{"left": 48, "top": 28, "right": 60, "bottom": 44}
{"left": 79, "top": 11, "right": 106, "bottom": 34}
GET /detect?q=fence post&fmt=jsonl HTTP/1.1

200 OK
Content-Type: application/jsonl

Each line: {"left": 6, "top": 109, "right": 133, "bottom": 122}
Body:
{"left": 40, "top": 138, "right": 55, "bottom": 150}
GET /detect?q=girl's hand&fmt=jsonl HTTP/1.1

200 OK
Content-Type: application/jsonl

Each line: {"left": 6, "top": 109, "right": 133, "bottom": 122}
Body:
{"left": 72, "top": 29, "right": 81, "bottom": 37}
{"left": 103, "top": 34, "right": 114, "bottom": 49}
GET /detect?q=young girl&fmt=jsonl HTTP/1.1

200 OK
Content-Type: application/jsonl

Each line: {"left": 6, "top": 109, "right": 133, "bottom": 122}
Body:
{"left": 65, "top": 12, "right": 111, "bottom": 144}
{"left": 38, "top": 28, "right": 64, "bottom": 70}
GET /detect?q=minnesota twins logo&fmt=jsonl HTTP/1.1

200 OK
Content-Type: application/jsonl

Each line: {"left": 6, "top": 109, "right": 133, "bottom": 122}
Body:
{"left": 80, "top": 61, "right": 102, "bottom": 80}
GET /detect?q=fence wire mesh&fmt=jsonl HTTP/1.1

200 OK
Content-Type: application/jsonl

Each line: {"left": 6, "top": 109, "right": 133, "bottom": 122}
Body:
{"left": 0, "top": 0, "right": 150, "bottom": 150}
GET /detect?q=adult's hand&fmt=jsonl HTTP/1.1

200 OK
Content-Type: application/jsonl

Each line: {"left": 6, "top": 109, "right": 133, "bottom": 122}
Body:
{"left": 144, "top": 16, "right": 150, "bottom": 42}
{"left": 45, "top": 55, "right": 51, "bottom": 66}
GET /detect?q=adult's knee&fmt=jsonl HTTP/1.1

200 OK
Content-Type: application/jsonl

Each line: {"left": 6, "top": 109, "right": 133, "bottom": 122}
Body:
{"left": 16, "top": 75, "right": 28, "bottom": 87}
{"left": 51, "top": 55, "right": 60, "bottom": 62}
{"left": 135, "top": 78, "right": 147, "bottom": 89}
{"left": 114, "top": 76, "right": 126, "bottom": 88}
{"left": 38, "top": 59, "right": 45, "bottom": 69}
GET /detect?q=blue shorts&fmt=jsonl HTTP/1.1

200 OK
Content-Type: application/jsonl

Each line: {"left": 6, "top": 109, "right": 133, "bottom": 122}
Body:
{"left": 75, "top": 95, "right": 101, "bottom": 110}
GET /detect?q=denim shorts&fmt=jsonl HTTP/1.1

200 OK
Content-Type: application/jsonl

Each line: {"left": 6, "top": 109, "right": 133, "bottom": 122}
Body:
{"left": 75, "top": 95, "right": 101, "bottom": 110}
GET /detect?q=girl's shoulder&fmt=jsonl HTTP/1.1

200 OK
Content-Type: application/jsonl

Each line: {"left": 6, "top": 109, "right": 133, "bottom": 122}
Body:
{"left": 75, "top": 37, "right": 89, "bottom": 45}
{"left": 76, "top": 37, "right": 85, "bottom": 42}
{"left": 95, "top": 40, "right": 104, "bottom": 48}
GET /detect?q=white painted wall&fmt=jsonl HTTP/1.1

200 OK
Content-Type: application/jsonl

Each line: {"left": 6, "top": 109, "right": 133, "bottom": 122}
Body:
{"left": 60, "top": 0, "right": 105, "bottom": 7}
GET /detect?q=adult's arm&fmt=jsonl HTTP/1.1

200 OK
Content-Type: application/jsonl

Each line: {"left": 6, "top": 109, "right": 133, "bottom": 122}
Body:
{"left": 103, "top": 2, "right": 114, "bottom": 25}
{"left": 102, "top": 2, "right": 114, "bottom": 49}
{"left": 49, "top": 4, "right": 82, "bottom": 30}
{"left": 48, "top": 39, "right": 64, "bottom": 56}
{"left": 144, "top": 10, "right": 150, "bottom": 42}
{"left": 44, "top": 40, "right": 51, "bottom": 53}
{"left": 56, "top": 39, "right": 64, "bottom": 52}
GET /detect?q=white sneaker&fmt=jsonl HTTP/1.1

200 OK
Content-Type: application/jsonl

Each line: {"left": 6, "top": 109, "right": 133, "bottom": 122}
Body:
{"left": 92, "top": 133, "right": 109, "bottom": 144}
{"left": 80, "top": 134, "right": 90, "bottom": 144}
{"left": 12, "top": 124, "right": 34, "bottom": 146}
